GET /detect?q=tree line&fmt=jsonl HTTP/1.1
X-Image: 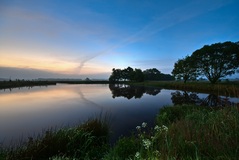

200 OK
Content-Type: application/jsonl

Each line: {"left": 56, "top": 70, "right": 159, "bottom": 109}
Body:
{"left": 109, "top": 67, "right": 174, "bottom": 82}
{"left": 109, "top": 41, "right": 239, "bottom": 84}
{"left": 172, "top": 41, "right": 239, "bottom": 84}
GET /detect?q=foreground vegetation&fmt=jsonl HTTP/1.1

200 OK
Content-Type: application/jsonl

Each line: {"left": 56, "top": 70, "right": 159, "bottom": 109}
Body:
{"left": 1, "top": 104, "right": 239, "bottom": 159}
{"left": 105, "top": 105, "right": 239, "bottom": 160}
{"left": 0, "top": 117, "right": 110, "bottom": 160}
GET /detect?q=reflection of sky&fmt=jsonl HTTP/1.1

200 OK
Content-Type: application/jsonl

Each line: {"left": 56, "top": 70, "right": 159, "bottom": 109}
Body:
{"left": 0, "top": 84, "right": 238, "bottom": 146}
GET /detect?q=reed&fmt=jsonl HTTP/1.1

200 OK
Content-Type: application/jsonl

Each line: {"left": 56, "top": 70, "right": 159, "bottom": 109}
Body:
{"left": 3, "top": 116, "right": 110, "bottom": 160}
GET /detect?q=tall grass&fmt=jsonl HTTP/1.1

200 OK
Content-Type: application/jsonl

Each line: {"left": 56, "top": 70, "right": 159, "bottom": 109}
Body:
{"left": 4, "top": 117, "right": 110, "bottom": 160}
{"left": 104, "top": 105, "right": 239, "bottom": 159}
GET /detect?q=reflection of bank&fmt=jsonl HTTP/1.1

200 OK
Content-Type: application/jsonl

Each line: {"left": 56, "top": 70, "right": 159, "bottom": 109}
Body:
{"left": 200, "top": 94, "right": 236, "bottom": 107}
{"left": 109, "top": 84, "right": 161, "bottom": 99}
{"left": 171, "top": 91, "right": 201, "bottom": 105}
{"left": 171, "top": 90, "right": 238, "bottom": 107}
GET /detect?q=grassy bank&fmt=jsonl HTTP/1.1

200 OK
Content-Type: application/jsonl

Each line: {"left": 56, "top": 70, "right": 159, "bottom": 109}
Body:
{"left": 132, "top": 81, "right": 239, "bottom": 97}
{"left": 104, "top": 105, "right": 239, "bottom": 160}
{"left": 1, "top": 118, "right": 110, "bottom": 160}
{"left": 1, "top": 104, "right": 239, "bottom": 159}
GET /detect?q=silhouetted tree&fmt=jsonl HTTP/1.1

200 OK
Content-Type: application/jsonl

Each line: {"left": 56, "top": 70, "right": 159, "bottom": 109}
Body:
{"left": 109, "top": 68, "right": 122, "bottom": 82}
{"left": 191, "top": 41, "right": 239, "bottom": 84}
{"left": 143, "top": 68, "right": 161, "bottom": 80}
{"left": 172, "top": 56, "right": 197, "bottom": 83}
{"left": 109, "top": 67, "right": 173, "bottom": 82}
{"left": 132, "top": 68, "right": 144, "bottom": 82}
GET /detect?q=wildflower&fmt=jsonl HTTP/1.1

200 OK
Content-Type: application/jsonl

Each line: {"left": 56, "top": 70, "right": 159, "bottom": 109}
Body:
{"left": 153, "top": 150, "right": 160, "bottom": 157}
{"left": 142, "top": 122, "right": 147, "bottom": 128}
{"left": 136, "top": 126, "right": 141, "bottom": 130}
{"left": 142, "top": 139, "right": 151, "bottom": 149}
{"left": 162, "top": 125, "right": 168, "bottom": 132}
{"left": 135, "top": 152, "right": 140, "bottom": 159}
{"left": 154, "top": 125, "right": 160, "bottom": 131}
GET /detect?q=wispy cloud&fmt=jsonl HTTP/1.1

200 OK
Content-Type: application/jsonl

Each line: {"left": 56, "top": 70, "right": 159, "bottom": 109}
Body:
{"left": 76, "top": 0, "right": 231, "bottom": 72}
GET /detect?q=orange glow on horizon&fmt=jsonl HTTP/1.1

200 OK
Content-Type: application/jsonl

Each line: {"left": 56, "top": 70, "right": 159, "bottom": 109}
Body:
{"left": 0, "top": 52, "right": 110, "bottom": 75}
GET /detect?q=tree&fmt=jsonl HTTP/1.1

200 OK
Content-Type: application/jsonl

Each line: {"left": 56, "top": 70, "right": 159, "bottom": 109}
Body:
{"left": 191, "top": 41, "right": 239, "bottom": 84}
{"left": 132, "top": 68, "right": 144, "bottom": 82}
{"left": 143, "top": 68, "right": 161, "bottom": 80}
{"left": 109, "top": 68, "right": 122, "bottom": 82}
{"left": 172, "top": 56, "right": 197, "bottom": 83}
{"left": 109, "top": 67, "right": 144, "bottom": 82}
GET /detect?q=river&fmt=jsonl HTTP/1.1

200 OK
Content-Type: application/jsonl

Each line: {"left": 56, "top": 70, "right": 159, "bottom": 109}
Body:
{"left": 0, "top": 84, "right": 238, "bottom": 146}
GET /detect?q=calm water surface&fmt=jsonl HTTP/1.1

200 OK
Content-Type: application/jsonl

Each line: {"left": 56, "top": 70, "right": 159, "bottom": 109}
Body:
{"left": 0, "top": 84, "right": 238, "bottom": 146}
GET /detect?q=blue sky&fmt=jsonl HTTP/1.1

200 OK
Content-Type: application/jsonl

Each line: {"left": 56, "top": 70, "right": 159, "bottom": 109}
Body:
{"left": 0, "top": 0, "right": 239, "bottom": 79}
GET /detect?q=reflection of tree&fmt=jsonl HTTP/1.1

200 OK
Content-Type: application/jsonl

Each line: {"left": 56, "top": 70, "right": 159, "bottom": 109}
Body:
{"left": 200, "top": 94, "right": 235, "bottom": 107}
{"left": 171, "top": 91, "right": 238, "bottom": 107}
{"left": 109, "top": 84, "right": 161, "bottom": 99}
{"left": 171, "top": 91, "right": 201, "bottom": 105}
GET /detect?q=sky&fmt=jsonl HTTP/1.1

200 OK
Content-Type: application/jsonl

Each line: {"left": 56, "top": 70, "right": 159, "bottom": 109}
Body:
{"left": 0, "top": 0, "right": 239, "bottom": 80}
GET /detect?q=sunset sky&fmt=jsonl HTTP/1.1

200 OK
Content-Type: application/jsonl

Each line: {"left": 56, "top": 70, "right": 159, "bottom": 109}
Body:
{"left": 0, "top": 0, "right": 239, "bottom": 79}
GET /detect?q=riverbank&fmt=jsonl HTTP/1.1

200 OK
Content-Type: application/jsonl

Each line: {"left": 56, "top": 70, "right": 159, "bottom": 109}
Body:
{"left": 132, "top": 81, "right": 239, "bottom": 97}
{"left": 1, "top": 80, "right": 239, "bottom": 97}
{"left": 0, "top": 80, "right": 109, "bottom": 90}
{"left": 1, "top": 104, "right": 238, "bottom": 159}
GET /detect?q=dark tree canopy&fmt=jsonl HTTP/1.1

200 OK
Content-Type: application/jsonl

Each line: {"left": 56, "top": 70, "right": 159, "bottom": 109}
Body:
{"left": 144, "top": 68, "right": 174, "bottom": 81}
{"left": 171, "top": 56, "right": 197, "bottom": 83}
{"left": 191, "top": 41, "right": 239, "bottom": 84}
{"left": 109, "top": 67, "right": 144, "bottom": 82}
{"left": 109, "top": 67, "right": 174, "bottom": 82}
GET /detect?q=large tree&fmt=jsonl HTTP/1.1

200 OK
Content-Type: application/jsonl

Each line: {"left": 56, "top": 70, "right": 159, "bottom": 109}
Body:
{"left": 191, "top": 41, "right": 239, "bottom": 84}
{"left": 172, "top": 56, "right": 197, "bottom": 83}
{"left": 109, "top": 67, "right": 144, "bottom": 82}
{"left": 143, "top": 68, "right": 161, "bottom": 80}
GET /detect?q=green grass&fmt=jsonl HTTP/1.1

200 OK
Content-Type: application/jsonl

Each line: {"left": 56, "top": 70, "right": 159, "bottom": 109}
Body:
{"left": 3, "top": 117, "right": 110, "bottom": 160}
{"left": 104, "top": 105, "right": 239, "bottom": 160}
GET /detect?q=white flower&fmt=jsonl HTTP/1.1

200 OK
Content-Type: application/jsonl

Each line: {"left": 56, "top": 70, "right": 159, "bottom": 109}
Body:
{"left": 142, "top": 122, "right": 147, "bottom": 128}
{"left": 154, "top": 125, "right": 160, "bottom": 131}
{"left": 135, "top": 152, "right": 140, "bottom": 159}
{"left": 142, "top": 139, "right": 151, "bottom": 149}
{"left": 162, "top": 125, "right": 168, "bottom": 132}
{"left": 136, "top": 126, "right": 141, "bottom": 130}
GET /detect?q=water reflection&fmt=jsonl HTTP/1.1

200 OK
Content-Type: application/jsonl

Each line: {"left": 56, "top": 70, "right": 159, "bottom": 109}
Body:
{"left": 171, "top": 91, "right": 239, "bottom": 107}
{"left": 171, "top": 91, "right": 201, "bottom": 105}
{"left": 200, "top": 94, "right": 236, "bottom": 107}
{"left": 1, "top": 84, "right": 238, "bottom": 147}
{"left": 109, "top": 84, "right": 161, "bottom": 99}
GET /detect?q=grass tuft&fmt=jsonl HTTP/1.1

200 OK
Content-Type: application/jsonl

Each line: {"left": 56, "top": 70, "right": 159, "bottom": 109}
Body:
{"left": 4, "top": 117, "right": 110, "bottom": 160}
